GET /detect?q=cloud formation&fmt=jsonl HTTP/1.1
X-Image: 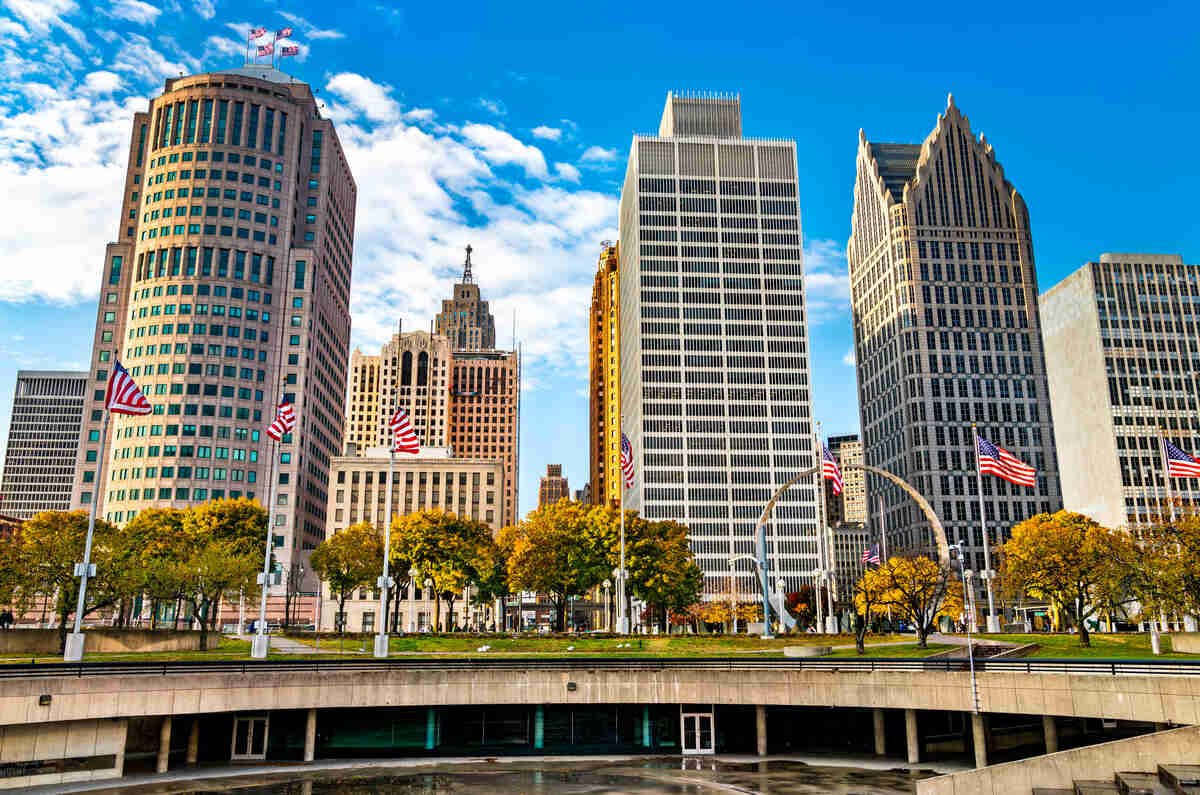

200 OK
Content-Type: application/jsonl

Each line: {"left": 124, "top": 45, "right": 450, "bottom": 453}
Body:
{"left": 531, "top": 125, "right": 561, "bottom": 141}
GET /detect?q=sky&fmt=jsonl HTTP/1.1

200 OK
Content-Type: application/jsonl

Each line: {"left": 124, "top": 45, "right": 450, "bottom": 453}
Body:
{"left": 0, "top": 0, "right": 1198, "bottom": 520}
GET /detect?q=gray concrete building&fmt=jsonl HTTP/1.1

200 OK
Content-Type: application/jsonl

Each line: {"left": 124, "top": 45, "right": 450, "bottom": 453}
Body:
{"left": 618, "top": 92, "right": 817, "bottom": 597}
{"left": 848, "top": 95, "right": 1062, "bottom": 575}
{"left": 825, "top": 433, "right": 867, "bottom": 526}
{"left": 0, "top": 371, "right": 87, "bottom": 519}
{"left": 1041, "top": 253, "right": 1200, "bottom": 529}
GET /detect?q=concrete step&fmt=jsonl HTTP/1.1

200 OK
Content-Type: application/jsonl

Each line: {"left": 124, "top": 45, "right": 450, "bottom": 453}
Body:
{"left": 1074, "top": 782, "right": 1121, "bottom": 795}
{"left": 1032, "top": 790, "right": 1074, "bottom": 795}
{"left": 1159, "top": 764, "right": 1200, "bottom": 794}
{"left": 1116, "top": 771, "right": 1172, "bottom": 794}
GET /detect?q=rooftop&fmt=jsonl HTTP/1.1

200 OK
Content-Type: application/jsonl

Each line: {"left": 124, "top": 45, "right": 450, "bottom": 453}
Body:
{"left": 867, "top": 142, "right": 921, "bottom": 202}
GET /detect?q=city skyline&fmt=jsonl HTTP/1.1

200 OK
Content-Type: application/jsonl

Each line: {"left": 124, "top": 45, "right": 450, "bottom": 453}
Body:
{"left": 1, "top": 2, "right": 1199, "bottom": 519}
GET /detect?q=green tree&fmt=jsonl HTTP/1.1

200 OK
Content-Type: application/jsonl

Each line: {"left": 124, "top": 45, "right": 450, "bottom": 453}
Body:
{"left": 389, "top": 510, "right": 498, "bottom": 631}
{"left": 182, "top": 497, "right": 267, "bottom": 556}
{"left": 123, "top": 508, "right": 188, "bottom": 629}
{"left": 310, "top": 522, "right": 382, "bottom": 634}
{"left": 177, "top": 538, "right": 260, "bottom": 649}
{"left": 872, "top": 556, "right": 963, "bottom": 648}
{"left": 625, "top": 518, "right": 703, "bottom": 632}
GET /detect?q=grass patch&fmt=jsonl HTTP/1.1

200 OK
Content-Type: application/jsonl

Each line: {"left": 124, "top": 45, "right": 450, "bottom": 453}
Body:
{"left": 826, "top": 643, "right": 955, "bottom": 658}
{"left": 957, "top": 632, "right": 1194, "bottom": 659}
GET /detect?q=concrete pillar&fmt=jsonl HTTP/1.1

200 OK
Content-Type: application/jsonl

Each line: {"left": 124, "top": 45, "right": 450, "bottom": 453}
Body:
{"left": 425, "top": 708, "right": 437, "bottom": 750}
{"left": 642, "top": 706, "right": 651, "bottom": 748}
{"left": 186, "top": 719, "right": 199, "bottom": 765}
{"left": 756, "top": 705, "right": 768, "bottom": 756}
{"left": 971, "top": 713, "right": 988, "bottom": 769}
{"left": 115, "top": 718, "right": 128, "bottom": 777}
{"left": 156, "top": 717, "right": 172, "bottom": 773}
{"left": 304, "top": 708, "right": 317, "bottom": 762}
{"left": 1043, "top": 715, "right": 1058, "bottom": 754}
{"left": 873, "top": 708, "right": 886, "bottom": 756}
{"left": 534, "top": 705, "right": 545, "bottom": 750}
{"left": 904, "top": 709, "right": 919, "bottom": 764}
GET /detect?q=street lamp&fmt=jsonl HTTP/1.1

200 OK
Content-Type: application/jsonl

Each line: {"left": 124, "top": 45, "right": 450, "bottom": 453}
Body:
{"left": 775, "top": 576, "right": 786, "bottom": 638}
{"left": 407, "top": 567, "right": 418, "bottom": 633}
{"left": 423, "top": 578, "right": 434, "bottom": 631}
{"left": 956, "top": 541, "right": 980, "bottom": 713}
{"left": 602, "top": 578, "right": 611, "bottom": 632}
{"left": 728, "top": 558, "right": 738, "bottom": 635}
{"left": 963, "top": 570, "right": 978, "bottom": 633}
{"left": 612, "top": 566, "right": 625, "bottom": 635}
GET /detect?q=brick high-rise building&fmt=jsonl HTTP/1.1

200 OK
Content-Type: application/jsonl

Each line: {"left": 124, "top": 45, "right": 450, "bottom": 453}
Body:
{"left": 618, "top": 92, "right": 817, "bottom": 597}
{"left": 69, "top": 66, "right": 357, "bottom": 594}
{"left": 538, "top": 464, "right": 570, "bottom": 507}
{"left": 589, "top": 243, "right": 621, "bottom": 507}
{"left": 1041, "top": 254, "right": 1200, "bottom": 529}
{"left": 448, "top": 348, "right": 520, "bottom": 527}
{"left": 435, "top": 245, "right": 496, "bottom": 350}
{"left": 344, "top": 348, "right": 380, "bottom": 454}
{"left": 0, "top": 371, "right": 87, "bottom": 519}
{"left": 848, "top": 95, "right": 1061, "bottom": 575}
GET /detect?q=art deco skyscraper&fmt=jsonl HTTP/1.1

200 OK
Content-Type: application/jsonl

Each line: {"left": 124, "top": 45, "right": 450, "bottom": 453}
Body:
{"left": 588, "top": 243, "right": 621, "bottom": 506}
{"left": 618, "top": 92, "right": 817, "bottom": 596}
{"left": 344, "top": 348, "right": 380, "bottom": 454}
{"left": 435, "top": 245, "right": 496, "bottom": 350}
{"left": 70, "top": 66, "right": 357, "bottom": 591}
{"left": 848, "top": 95, "right": 1061, "bottom": 572}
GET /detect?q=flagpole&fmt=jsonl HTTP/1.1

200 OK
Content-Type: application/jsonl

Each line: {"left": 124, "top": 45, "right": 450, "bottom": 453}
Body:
{"left": 617, "top": 420, "right": 627, "bottom": 635}
{"left": 374, "top": 450, "right": 395, "bottom": 657}
{"left": 64, "top": 411, "right": 111, "bottom": 662}
{"left": 878, "top": 494, "right": 892, "bottom": 625}
{"left": 1159, "top": 427, "right": 1177, "bottom": 523}
{"left": 972, "top": 424, "right": 999, "bottom": 633}
{"left": 251, "top": 433, "right": 281, "bottom": 658}
{"left": 813, "top": 422, "right": 825, "bottom": 634}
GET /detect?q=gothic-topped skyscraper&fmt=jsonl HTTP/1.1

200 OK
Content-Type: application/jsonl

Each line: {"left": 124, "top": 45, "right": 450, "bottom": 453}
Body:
{"left": 436, "top": 245, "right": 496, "bottom": 350}
{"left": 848, "top": 95, "right": 1062, "bottom": 573}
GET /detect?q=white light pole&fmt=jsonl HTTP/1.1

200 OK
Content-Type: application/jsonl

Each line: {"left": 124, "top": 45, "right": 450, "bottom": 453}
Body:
{"left": 424, "top": 577, "right": 434, "bottom": 631}
{"left": 956, "top": 541, "right": 980, "bottom": 713}
{"left": 775, "top": 576, "right": 786, "bottom": 637}
{"left": 963, "top": 570, "right": 978, "bottom": 633}
{"left": 407, "top": 567, "right": 418, "bottom": 633}
{"left": 728, "top": 558, "right": 738, "bottom": 635}
{"left": 251, "top": 430, "right": 283, "bottom": 659}
{"left": 602, "top": 578, "right": 611, "bottom": 631}
{"left": 971, "top": 423, "right": 1001, "bottom": 633}
{"left": 373, "top": 449, "right": 396, "bottom": 658}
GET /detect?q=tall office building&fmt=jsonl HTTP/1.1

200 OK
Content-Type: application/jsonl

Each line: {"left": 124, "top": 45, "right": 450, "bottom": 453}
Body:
{"left": 344, "top": 348, "right": 380, "bottom": 454}
{"left": 448, "top": 348, "right": 520, "bottom": 527}
{"left": 377, "top": 329, "right": 451, "bottom": 450}
{"left": 69, "top": 66, "right": 357, "bottom": 592}
{"left": 538, "top": 464, "right": 570, "bottom": 507}
{"left": 618, "top": 92, "right": 817, "bottom": 596}
{"left": 848, "top": 95, "right": 1061, "bottom": 573}
{"left": 0, "top": 371, "right": 87, "bottom": 519}
{"left": 1042, "top": 254, "right": 1200, "bottom": 529}
{"left": 435, "top": 245, "right": 496, "bottom": 350}
{"left": 589, "top": 243, "right": 621, "bottom": 506}
{"left": 824, "top": 434, "right": 867, "bottom": 525}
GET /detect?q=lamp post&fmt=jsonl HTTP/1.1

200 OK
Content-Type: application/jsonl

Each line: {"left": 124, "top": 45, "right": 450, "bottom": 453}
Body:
{"left": 602, "top": 579, "right": 611, "bottom": 632}
{"left": 407, "top": 567, "right": 418, "bottom": 633}
{"left": 963, "top": 570, "right": 978, "bottom": 633}
{"left": 956, "top": 541, "right": 980, "bottom": 712}
{"left": 775, "top": 576, "right": 786, "bottom": 637}
{"left": 423, "top": 578, "right": 434, "bottom": 631}
{"left": 728, "top": 558, "right": 738, "bottom": 635}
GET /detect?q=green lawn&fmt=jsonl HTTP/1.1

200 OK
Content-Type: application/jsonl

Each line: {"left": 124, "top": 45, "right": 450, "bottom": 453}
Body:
{"left": 0, "top": 635, "right": 262, "bottom": 664}
{"left": 827, "top": 643, "right": 955, "bottom": 658}
{"left": 956, "top": 632, "right": 1196, "bottom": 659}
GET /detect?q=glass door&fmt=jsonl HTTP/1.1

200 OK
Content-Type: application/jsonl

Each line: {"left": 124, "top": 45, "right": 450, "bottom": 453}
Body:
{"left": 231, "top": 715, "right": 269, "bottom": 760}
{"left": 680, "top": 712, "right": 714, "bottom": 755}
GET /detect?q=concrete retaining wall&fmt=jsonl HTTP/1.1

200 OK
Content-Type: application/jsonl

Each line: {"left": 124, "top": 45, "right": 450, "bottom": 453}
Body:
{"left": 0, "top": 718, "right": 127, "bottom": 790}
{"left": 1171, "top": 633, "right": 1200, "bottom": 654}
{"left": 916, "top": 724, "right": 1200, "bottom": 795}
{"left": 0, "top": 630, "right": 203, "bottom": 655}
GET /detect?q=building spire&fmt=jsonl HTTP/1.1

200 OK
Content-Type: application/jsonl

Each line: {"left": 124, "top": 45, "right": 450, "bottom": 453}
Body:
{"left": 462, "top": 244, "right": 474, "bottom": 284}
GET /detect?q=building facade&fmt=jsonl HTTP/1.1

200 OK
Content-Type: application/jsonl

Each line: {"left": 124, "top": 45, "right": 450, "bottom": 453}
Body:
{"left": 448, "top": 348, "right": 520, "bottom": 527}
{"left": 0, "top": 371, "right": 87, "bottom": 519}
{"left": 618, "top": 92, "right": 817, "bottom": 597}
{"left": 538, "top": 464, "right": 570, "bottom": 507}
{"left": 344, "top": 348, "right": 380, "bottom": 454}
{"left": 435, "top": 246, "right": 496, "bottom": 351}
{"left": 824, "top": 434, "right": 866, "bottom": 525}
{"left": 589, "top": 243, "right": 621, "bottom": 506}
{"left": 830, "top": 522, "right": 870, "bottom": 611}
{"left": 377, "top": 329, "right": 451, "bottom": 450}
{"left": 1041, "top": 254, "right": 1200, "bottom": 529}
{"left": 69, "top": 66, "right": 357, "bottom": 595}
{"left": 848, "top": 95, "right": 1061, "bottom": 574}
{"left": 320, "top": 446, "right": 505, "bottom": 632}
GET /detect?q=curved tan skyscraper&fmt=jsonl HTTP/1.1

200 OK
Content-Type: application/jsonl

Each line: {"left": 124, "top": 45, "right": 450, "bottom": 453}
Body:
{"left": 70, "top": 66, "right": 357, "bottom": 598}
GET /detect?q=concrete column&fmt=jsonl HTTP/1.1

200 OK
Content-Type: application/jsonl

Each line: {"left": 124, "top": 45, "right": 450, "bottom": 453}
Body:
{"left": 971, "top": 713, "right": 988, "bottom": 769}
{"left": 1043, "top": 715, "right": 1058, "bottom": 754}
{"left": 534, "top": 705, "right": 545, "bottom": 750}
{"left": 642, "top": 706, "right": 651, "bottom": 748}
{"left": 156, "top": 717, "right": 172, "bottom": 773}
{"left": 304, "top": 708, "right": 317, "bottom": 762}
{"left": 425, "top": 708, "right": 437, "bottom": 750}
{"left": 756, "top": 705, "right": 768, "bottom": 756}
{"left": 115, "top": 718, "right": 129, "bottom": 777}
{"left": 904, "top": 709, "right": 919, "bottom": 764}
{"left": 873, "top": 708, "right": 886, "bottom": 756}
{"left": 186, "top": 719, "right": 199, "bottom": 765}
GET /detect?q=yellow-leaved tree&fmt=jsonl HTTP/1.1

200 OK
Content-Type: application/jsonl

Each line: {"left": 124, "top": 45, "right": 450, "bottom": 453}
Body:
{"left": 867, "top": 556, "right": 963, "bottom": 649}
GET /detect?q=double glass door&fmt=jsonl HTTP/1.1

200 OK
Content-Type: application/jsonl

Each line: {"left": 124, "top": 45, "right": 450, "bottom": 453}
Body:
{"left": 231, "top": 715, "right": 269, "bottom": 760}
{"left": 680, "top": 712, "right": 714, "bottom": 754}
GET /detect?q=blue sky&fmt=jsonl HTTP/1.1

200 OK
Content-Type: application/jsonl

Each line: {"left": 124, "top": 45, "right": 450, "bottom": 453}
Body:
{"left": 0, "top": 0, "right": 1198, "bottom": 519}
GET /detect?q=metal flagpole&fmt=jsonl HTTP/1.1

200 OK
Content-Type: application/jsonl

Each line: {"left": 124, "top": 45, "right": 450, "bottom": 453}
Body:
{"left": 813, "top": 423, "right": 825, "bottom": 634}
{"left": 64, "top": 412, "right": 111, "bottom": 661}
{"left": 878, "top": 494, "right": 892, "bottom": 626}
{"left": 617, "top": 418, "right": 628, "bottom": 635}
{"left": 374, "top": 450, "right": 395, "bottom": 657}
{"left": 972, "top": 424, "right": 1000, "bottom": 633}
{"left": 1159, "top": 427, "right": 1178, "bottom": 523}
{"left": 251, "top": 435, "right": 281, "bottom": 658}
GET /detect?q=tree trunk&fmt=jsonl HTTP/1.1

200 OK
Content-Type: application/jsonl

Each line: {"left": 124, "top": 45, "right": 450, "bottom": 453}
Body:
{"left": 337, "top": 592, "right": 347, "bottom": 635}
{"left": 444, "top": 595, "right": 457, "bottom": 631}
{"left": 1078, "top": 618, "right": 1091, "bottom": 648}
{"left": 150, "top": 599, "right": 158, "bottom": 630}
{"left": 57, "top": 606, "right": 70, "bottom": 654}
{"left": 433, "top": 593, "right": 442, "bottom": 632}
{"left": 172, "top": 597, "right": 181, "bottom": 630}
{"left": 392, "top": 586, "right": 402, "bottom": 633}
{"left": 915, "top": 618, "right": 929, "bottom": 649}
{"left": 197, "top": 598, "right": 210, "bottom": 651}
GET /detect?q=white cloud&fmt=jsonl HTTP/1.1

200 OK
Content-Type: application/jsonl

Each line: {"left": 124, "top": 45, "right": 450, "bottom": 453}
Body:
{"left": 106, "top": 0, "right": 161, "bottom": 25}
{"left": 204, "top": 34, "right": 244, "bottom": 60}
{"left": 842, "top": 347, "right": 855, "bottom": 367}
{"left": 460, "top": 123, "right": 548, "bottom": 179}
{"left": 554, "top": 162, "right": 580, "bottom": 183}
{"left": 1, "top": 0, "right": 87, "bottom": 47}
{"left": 194, "top": 0, "right": 215, "bottom": 19}
{"left": 0, "top": 17, "right": 28, "bottom": 37}
{"left": 278, "top": 11, "right": 344, "bottom": 40}
{"left": 478, "top": 97, "right": 505, "bottom": 116}
{"left": 110, "top": 32, "right": 200, "bottom": 85}
{"left": 531, "top": 125, "right": 561, "bottom": 141}
{"left": 82, "top": 70, "right": 121, "bottom": 94}
{"left": 325, "top": 72, "right": 401, "bottom": 123}
{"left": 802, "top": 238, "right": 851, "bottom": 324}
{"left": 580, "top": 145, "right": 617, "bottom": 163}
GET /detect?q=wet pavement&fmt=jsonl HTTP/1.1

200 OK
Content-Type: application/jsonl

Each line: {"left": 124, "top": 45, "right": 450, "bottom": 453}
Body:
{"left": 60, "top": 756, "right": 955, "bottom": 794}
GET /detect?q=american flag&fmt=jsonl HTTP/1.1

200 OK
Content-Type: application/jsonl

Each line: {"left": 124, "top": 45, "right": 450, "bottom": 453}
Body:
{"left": 105, "top": 361, "right": 152, "bottom": 415}
{"left": 248, "top": 27, "right": 267, "bottom": 39}
{"left": 620, "top": 433, "right": 635, "bottom": 488}
{"left": 976, "top": 435, "right": 1036, "bottom": 487}
{"left": 390, "top": 408, "right": 421, "bottom": 454}
{"left": 257, "top": 43, "right": 274, "bottom": 56}
{"left": 822, "top": 444, "right": 843, "bottom": 495}
{"left": 276, "top": 27, "right": 293, "bottom": 38}
{"left": 266, "top": 401, "right": 295, "bottom": 441}
{"left": 861, "top": 544, "right": 880, "bottom": 565}
{"left": 280, "top": 45, "right": 299, "bottom": 57}
{"left": 1165, "top": 440, "right": 1200, "bottom": 478}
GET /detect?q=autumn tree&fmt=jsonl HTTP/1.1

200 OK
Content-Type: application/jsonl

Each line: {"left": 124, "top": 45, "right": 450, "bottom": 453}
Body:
{"left": 182, "top": 497, "right": 268, "bottom": 556}
{"left": 625, "top": 518, "right": 703, "bottom": 632}
{"left": 177, "top": 539, "right": 259, "bottom": 649}
{"left": 310, "top": 522, "right": 382, "bottom": 634}
{"left": 389, "top": 510, "right": 498, "bottom": 631}
{"left": 124, "top": 508, "right": 188, "bottom": 629}
{"left": 852, "top": 567, "right": 891, "bottom": 654}
{"left": 998, "top": 511, "right": 1126, "bottom": 648}
{"left": 872, "top": 556, "right": 963, "bottom": 648}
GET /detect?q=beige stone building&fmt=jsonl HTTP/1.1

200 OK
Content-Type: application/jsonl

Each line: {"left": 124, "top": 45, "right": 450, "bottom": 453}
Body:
{"left": 69, "top": 66, "right": 357, "bottom": 598}
{"left": 435, "top": 245, "right": 496, "bottom": 350}
{"left": 589, "top": 243, "right": 621, "bottom": 507}
{"left": 378, "top": 329, "right": 451, "bottom": 450}
{"left": 344, "top": 348, "right": 380, "bottom": 454}
{"left": 825, "top": 434, "right": 867, "bottom": 525}
{"left": 319, "top": 446, "right": 505, "bottom": 632}
{"left": 538, "top": 463, "right": 570, "bottom": 507}
{"left": 1041, "top": 254, "right": 1200, "bottom": 529}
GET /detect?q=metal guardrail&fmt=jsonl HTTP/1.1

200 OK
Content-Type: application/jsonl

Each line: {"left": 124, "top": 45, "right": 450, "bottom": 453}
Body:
{"left": 1, "top": 655, "right": 1199, "bottom": 679}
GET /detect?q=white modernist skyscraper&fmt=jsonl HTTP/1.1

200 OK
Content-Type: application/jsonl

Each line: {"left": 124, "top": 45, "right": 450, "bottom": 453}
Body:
{"left": 618, "top": 92, "right": 818, "bottom": 598}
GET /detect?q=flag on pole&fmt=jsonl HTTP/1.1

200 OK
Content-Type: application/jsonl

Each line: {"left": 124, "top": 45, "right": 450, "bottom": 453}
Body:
{"left": 822, "top": 444, "right": 843, "bottom": 495}
{"left": 276, "top": 27, "right": 293, "bottom": 38}
{"left": 976, "top": 435, "right": 1036, "bottom": 487}
{"left": 105, "top": 361, "right": 152, "bottom": 415}
{"left": 248, "top": 27, "right": 267, "bottom": 39}
{"left": 861, "top": 544, "right": 880, "bottom": 565}
{"left": 620, "top": 433, "right": 635, "bottom": 488}
{"left": 266, "top": 401, "right": 295, "bottom": 441}
{"left": 390, "top": 408, "right": 421, "bottom": 454}
{"left": 280, "top": 45, "right": 300, "bottom": 57}
{"left": 1165, "top": 440, "right": 1200, "bottom": 478}
{"left": 257, "top": 42, "right": 274, "bottom": 56}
